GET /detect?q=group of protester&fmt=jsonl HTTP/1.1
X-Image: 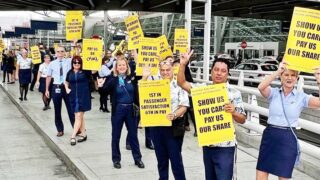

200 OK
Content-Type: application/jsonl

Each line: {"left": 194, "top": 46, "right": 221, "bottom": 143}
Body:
{"left": 2, "top": 40, "right": 320, "bottom": 180}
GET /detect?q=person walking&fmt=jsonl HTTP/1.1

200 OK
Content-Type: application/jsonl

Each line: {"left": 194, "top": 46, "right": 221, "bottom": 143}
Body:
{"left": 177, "top": 50, "right": 246, "bottom": 180}
{"left": 142, "top": 58, "right": 189, "bottom": 180}
{"left": 30, "top": 43, "right": 45, "bottom": 91}
{"left": 97, "top": 57, "right": 144, "bottom": 169}
{"left": 256, "top": 61, "right": 320, "bottom": 180}
{"left": 6, "top": 50, "right": 15, "bottom": 84}
{"left": 97, "top": 56, "right": 111, "bottom": 112}
{"left": 65, "top": 56, "right": 91, "bottom": 146}
{"left": 36, "top": 54, "right": 52, "bottom": 110}
{"left": 45, "top": 46, "right": 75, "bottom": 137}
{"left": 16, "top": 49, "right": 32, "bottom": 101}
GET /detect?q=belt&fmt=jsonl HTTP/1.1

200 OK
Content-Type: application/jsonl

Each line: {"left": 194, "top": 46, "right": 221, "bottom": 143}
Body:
{"left": 267, "top": 124, "right": 296, "bottom": 130}
{"left": 53, "top": 84, "right": 64, "bottom": 88}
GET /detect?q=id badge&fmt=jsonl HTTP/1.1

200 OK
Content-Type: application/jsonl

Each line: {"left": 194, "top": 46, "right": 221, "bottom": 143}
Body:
{"left": 55, "top": 88, "right": 61, "bottom": 94}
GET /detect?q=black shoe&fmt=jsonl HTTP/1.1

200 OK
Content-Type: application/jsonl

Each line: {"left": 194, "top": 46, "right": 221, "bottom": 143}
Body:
{"left": 24, "top": 97, "right": 27, "bottom": 101}
{"left": 43, "top": 106, "right": 49, "bottom": 111}
{"left": 126, "top": 144, "right": 131, "bottom": 150}
{"left": 105, "top": 109, "right": 110, "bottom": 113}
{"left": 146, "top": 144, "right": 154, "bottom": 150}
{"left": 99, "top": 107, "right": 103, "bottom": 112}
{"left": 77, "top": 135, "right": 87, "bottom": 143}
{"left": 113, "top": 162, "right": 121, "bottom": 169}
{"left": 70, "top": 138, "right": 76, "bottom": 146}
{"left": 19, "top": 97, "right": 23, "bottom": 101}
{"left": 30, "top": 89, "right": 34, "bottom": 91}
{"left": 135, "top": 160, "right": 145, "bottom": 168}
{"left": 57, "top": 131, "right": 64, "bottom": 137}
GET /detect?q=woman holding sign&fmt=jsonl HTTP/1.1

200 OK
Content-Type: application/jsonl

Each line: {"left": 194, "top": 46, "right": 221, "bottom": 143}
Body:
{"left": 65, "top": 56, "right": 91, "bottom": 146}
{"left": 142, "top": 58, "right": 189, "bottom": 180}
{"left": 177, "top": 50, "right": 246, "bottom": 180}
{"left": 256, "top": 61, "right": 320, "bottom": 180}
{"left": 15, "top": 48, "right": 32, "bottom": 101}
{"left": 97, "top": 57, "right": 144, "bottom": 169}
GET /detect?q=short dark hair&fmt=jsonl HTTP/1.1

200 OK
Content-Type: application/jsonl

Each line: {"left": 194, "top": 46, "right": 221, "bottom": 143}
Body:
{"left": 115, "top": 51, "right": 123, "bottom": 57}
{"left": 211, "top": 58, "right": 230, "bottom": 72}
{"left": 71, "top": 56, "right": 83, "bottom": 70}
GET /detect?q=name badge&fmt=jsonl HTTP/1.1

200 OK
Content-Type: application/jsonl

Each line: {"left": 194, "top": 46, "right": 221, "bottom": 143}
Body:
{"left": 55, "top": 88, "right": 61, "bottom": 94}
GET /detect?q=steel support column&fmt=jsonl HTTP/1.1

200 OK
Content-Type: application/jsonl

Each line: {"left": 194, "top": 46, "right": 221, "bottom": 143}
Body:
{"left": 203, "top": 0, "right": 211, "bottom": 81}
{"left": 184, "top": 0, "right": 192, "bottom": 49}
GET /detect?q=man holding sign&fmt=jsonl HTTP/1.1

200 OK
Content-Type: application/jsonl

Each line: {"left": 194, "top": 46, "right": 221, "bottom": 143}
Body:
{"left": 177, "top": 50, "right": 246, "bottom": 180}
{"left": 141, "top": 57, "right": 189, "bottom": 180}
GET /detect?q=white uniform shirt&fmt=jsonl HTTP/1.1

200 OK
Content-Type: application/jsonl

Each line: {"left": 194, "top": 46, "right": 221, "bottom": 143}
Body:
{"left": 17, "top": 55, "right": 32, "bottom": 69}
{"left": 39, "top": 63, "right": 50, "bottom": 78}
{"left": 170, "top": 80, "right": 189, "bottom": 112}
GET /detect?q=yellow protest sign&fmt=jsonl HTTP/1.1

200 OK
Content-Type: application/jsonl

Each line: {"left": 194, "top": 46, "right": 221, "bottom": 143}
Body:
{"left": 125, "top": 15, "right": 144, "bottom": 50}
{"left": 139, "top": 79, "right": 172, "bottom": 127}
{"left": 82, "top": 39, "right": 103, "bottom": 71}
{"left": 0, "top": 38, "right": 4, "bottom": 52}
{"left": 30, "top": 46, "right": 41, "bottom": 64}
{"left": 137, "top": 37, "right": 160, "bottom": 76}
{"left": 112, "top": 40, "right": 125, "bottom": 57}
{"left": 284, "top": 7, "right": 320, "bottom": 73}
{"left": 0, "top": 51, "right": 2, "bottom": 62}
{"left": 173, "top": 28, "right": 189, "bottom": 54}
{"left": 53, "top": 43, "right": 59, "bottom": 51}
{"left": 65, "top": 11, "right": 83, "bottom": 41}
{"left": 191, "top": 83, "right": 235, "bottom": 146}
{"left": 158, "top": 35, "right": 173, "bottom": 60}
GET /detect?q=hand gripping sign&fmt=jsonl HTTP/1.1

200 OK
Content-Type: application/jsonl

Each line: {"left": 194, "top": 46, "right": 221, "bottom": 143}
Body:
{"left": 138, "top": 79, "right": 172, "bottom": 127}
{"left": 191, "top": 83, "right": 235, "bottom": 146}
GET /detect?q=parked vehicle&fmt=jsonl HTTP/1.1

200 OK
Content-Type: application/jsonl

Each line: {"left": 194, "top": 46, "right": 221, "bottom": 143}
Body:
{"left": 230, "top": 62, "right": 278, "bottom": 86}
{"left": 245, "top": 58, "right": 279, "bottom": 65}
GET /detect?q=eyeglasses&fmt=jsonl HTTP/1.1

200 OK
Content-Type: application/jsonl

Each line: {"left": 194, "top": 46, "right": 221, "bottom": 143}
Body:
{"left": 159, "top": 60, "right": 173, "bottom": 66}
{"left": 73, "top": 62, "right": 81, "bottom": 65}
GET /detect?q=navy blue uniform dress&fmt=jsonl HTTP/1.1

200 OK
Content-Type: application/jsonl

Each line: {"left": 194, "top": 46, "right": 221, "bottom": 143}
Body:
{"left": 17, "top": 57, "right": 32, "bottom": 85}
{"left": 100, "top": 74, "right": 142, "bottom": 163}
{"left": 66, "top": 70, "right": 91, "bottom": 113}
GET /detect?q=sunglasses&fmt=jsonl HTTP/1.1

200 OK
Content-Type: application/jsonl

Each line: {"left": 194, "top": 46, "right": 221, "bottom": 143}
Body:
{"left": 73, "top": 61, "right": 81, "bottom": 65}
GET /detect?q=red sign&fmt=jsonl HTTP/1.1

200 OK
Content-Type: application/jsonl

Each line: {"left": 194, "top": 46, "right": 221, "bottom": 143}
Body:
{"left": 241, "top": 41, "right": 247, "bottom": 49}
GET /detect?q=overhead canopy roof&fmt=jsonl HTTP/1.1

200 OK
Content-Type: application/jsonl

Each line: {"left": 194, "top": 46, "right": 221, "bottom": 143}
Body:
{"left": 0, "top": 0, "right": 319, "bottom": 20}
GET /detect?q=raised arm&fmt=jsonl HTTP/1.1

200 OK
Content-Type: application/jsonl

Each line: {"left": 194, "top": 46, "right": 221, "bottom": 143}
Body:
{"left": 177, "top": 49, "right": 194, "bottom": 93}
{"left": 308, "top": 67, "right": 320, "bottom": 109}
{"left": 258, "top": 61, "right": 286, "bottom": 98}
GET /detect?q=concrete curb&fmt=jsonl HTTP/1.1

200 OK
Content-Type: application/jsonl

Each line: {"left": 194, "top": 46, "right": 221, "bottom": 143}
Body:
{"left": 0, "top": 84, "right": 99, "bottom": 180}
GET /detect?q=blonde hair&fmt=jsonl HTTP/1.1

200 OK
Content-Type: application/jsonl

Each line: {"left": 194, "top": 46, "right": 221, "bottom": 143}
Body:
{"left": 280, "top": 69, "right": 299, "bottom": 77}
{"left": 113, "top": 58, "right": 131, "bottom": 77}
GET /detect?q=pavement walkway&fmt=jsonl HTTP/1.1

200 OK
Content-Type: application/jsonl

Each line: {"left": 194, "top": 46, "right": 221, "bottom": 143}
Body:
{"left": 0, "top": 86, "right": 76, "bottom": 180}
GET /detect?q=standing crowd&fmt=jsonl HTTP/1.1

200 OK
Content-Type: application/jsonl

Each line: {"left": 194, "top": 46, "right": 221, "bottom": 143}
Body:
{"left": 1, "top": 41, "right": 320, "bottom": 180}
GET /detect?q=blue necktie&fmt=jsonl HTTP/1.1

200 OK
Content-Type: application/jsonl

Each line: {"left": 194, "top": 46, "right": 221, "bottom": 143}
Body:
{"left": 60, "top": 60, "right": 63, "bottom": 84}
